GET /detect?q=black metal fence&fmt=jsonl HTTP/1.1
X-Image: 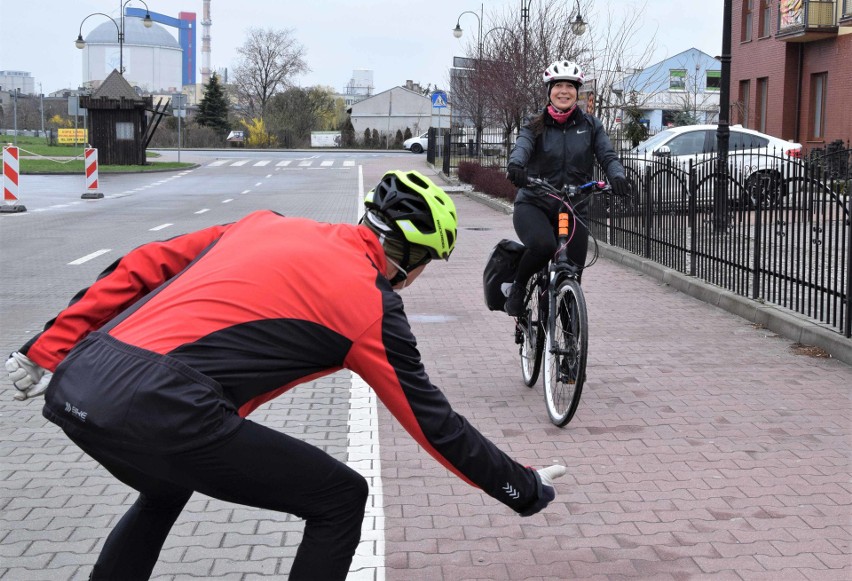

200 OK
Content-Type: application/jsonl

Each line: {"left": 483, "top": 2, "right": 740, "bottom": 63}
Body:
{"left": 428, "top": 126, "right": 515, "bottom": 174}
{"left": 438, "top": 124, "right": 851, "bottom": 336}
{"left": 588, "top": 144, "right": 851, "bottom": 337}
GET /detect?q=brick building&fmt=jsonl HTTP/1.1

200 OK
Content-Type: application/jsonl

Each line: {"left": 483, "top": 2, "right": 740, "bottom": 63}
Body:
{"left": 731, "top": 0, "right": 851, "bottom": 152}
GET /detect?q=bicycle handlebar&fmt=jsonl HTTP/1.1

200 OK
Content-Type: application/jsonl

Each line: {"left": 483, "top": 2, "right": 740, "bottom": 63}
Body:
{"left": 525, "top": 178, "right": 614, "bottom": 198}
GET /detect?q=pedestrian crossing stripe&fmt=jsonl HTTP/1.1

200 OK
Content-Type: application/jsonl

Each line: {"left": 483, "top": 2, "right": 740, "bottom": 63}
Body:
{"left": 207, "top": 159, "right": 357, "bottom": 169}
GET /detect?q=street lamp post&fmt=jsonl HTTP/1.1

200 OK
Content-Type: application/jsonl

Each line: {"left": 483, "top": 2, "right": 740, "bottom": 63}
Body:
{"left": 570, "top": 0, "right": 588, "bottom": 36}
{"left": 714, "top": 0, "right": 733, "bottom": 233}
{"left": 75, "top": 0, "right": 153, "bottom": 77}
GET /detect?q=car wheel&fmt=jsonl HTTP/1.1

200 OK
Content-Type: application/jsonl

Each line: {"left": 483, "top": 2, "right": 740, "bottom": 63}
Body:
{"left": 744, "top": 172, "right": 782, "bottom": 210}
{"left": 410, "top": 143, "right": 423, "bottom": 154}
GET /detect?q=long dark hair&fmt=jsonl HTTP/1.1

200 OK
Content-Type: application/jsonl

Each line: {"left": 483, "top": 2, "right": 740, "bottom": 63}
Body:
{"left": 527, "top": 111, "right": 547, "bottom": 137}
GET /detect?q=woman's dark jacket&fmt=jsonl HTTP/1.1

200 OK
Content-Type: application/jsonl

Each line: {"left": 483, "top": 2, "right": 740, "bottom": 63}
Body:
{"left": 509, "top": 107, "right": 625, "bottom": 209}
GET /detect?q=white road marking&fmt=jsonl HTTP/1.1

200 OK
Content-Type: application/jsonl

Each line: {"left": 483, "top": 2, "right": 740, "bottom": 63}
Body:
{"left": 68, "top": 249, "right": 111, "bottom": 265}
{"left": 195, "top": 208, "right": 210, "bottom": 214}
{"left": 149, "top": 223, "right": 173, "bottom": 231}
{"left": 346, "top": 163, "right": 384, "bottom": 580}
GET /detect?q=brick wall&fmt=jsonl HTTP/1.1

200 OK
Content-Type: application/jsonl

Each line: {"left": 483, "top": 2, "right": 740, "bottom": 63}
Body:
{"left": 730, "top": 0, "right": 851, "bottom": 150}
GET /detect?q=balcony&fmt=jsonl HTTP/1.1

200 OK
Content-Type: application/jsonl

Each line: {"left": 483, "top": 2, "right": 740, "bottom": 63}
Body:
{"left": 776, "top": 0, "right": 838, "bottom": 42}
{"left": 841, "top": 0, "right": 852, "bottom": 25}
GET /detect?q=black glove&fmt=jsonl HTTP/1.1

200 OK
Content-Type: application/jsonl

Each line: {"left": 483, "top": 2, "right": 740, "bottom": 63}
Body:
{"left": 611, "top": 175, "right": 631, "bottom": 198}
{"left": 506, "top": 164, "right": 528, "bottom": 188}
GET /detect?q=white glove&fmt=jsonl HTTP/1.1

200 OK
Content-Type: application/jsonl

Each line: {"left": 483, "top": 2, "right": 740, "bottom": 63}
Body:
{"left": 520, "top": 464, "right": 567, "bottom": 516}
{"left": 5, "top": 352, "right": 53, "bottom": 401}
{"left": 538, "top": 464, "right": 567, "bottom": 488}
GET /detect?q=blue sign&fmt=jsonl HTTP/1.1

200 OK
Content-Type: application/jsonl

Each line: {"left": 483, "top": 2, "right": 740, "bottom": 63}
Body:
{"left": 431, "top": 91, "right": 448, "bottom": 109}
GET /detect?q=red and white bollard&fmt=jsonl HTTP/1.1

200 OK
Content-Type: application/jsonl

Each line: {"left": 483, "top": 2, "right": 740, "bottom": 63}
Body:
{"left": 2, "top": 145, "right": 26, "bottom": 213}
{"left": 82, "top": 147, "right": 104, "bottom": 199}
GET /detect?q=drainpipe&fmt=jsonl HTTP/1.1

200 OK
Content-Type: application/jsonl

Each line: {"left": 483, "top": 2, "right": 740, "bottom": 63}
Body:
{"left": 795, "top": 43, "right": 803, "bottom": 143}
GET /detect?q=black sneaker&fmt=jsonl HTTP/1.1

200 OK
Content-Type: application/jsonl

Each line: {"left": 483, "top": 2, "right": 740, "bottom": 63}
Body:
{"left": 505, "top": 284, "right": 524, "bottom": 317}
{"left": 559, "top": 358, "right": 578, "bottom": 384}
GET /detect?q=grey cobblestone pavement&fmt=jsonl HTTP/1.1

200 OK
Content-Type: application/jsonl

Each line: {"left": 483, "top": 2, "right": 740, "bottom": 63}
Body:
{"left": 1, "top": 163, "right": 850, "bottom": 580}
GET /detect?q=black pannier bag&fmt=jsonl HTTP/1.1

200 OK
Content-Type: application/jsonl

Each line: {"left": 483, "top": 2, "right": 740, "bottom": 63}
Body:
{"left": 483, "top": 239, "right": 525, "bottom": 311}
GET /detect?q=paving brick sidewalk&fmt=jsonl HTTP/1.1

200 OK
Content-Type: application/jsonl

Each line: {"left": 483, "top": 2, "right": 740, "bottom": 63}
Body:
{"left": 1, "top": 169, "right": 849, "bottom": 580}
{"left": 383, "top": 191, "right": 851, "bottom": 580}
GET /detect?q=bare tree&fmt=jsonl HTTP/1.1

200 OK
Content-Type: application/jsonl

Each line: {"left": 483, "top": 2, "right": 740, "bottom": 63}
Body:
{"left": 448, "top": 0, "right": 671, "bottom": 141}
{"left": 582, "top": 1, "right": 660, "bottom": 134}
{"left": 232, "top": 28, "right": 309, "bottom": 120}
{"left": 669, "top": 64, "right": 720, "bottom": 126}
{"left": 448, "top": 0, "right": 591, "bottom": 146}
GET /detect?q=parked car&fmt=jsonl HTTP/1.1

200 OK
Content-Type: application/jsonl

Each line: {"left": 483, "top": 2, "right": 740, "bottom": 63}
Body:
{"left": 625, "top": 124, "right": 803, "bottom": 208}
{"left": 404, "top": 132, "right": 428, "bottom": 154}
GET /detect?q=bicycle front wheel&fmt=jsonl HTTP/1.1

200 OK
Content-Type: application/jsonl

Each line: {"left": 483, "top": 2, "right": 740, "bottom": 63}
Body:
{"left": 519, "top": 275, "right": 545, "bottom": 387}
{"left": 542, "top": 279, "right": 588, "bottom": 427}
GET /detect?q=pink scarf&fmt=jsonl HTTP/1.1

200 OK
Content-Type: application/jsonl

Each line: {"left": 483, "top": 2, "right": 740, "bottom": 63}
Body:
{"left": 548, "top": 104, "right": 576, "bottom": 124}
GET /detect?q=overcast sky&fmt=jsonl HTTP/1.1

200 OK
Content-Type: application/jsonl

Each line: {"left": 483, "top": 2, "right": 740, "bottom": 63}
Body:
{"left": 0, "top": 0, "right": 724, "bottom": 96}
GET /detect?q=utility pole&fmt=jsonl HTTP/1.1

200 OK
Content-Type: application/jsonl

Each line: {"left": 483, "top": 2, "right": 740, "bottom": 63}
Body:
{"left": 40, "top": 83, "right": 46, "bottom": 140}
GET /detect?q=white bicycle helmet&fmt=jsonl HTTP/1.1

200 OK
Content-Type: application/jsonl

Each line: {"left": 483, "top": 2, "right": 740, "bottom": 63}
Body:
{"left": 542, "top": 60, "right": 585, "bottom": 87}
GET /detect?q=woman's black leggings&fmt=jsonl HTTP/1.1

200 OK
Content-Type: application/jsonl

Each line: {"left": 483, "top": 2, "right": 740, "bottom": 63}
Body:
{"left": 72, "top": 419, "right": 368, "bottom": 581}
{"left": 512, "top": 200, "right": 589, "bottom": 289}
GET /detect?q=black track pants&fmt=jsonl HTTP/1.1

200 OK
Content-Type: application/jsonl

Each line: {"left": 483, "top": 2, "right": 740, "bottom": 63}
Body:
{"left": 73, "top": 420, "right": 369, "bottom": 581}
{"left": 512, "top": 201, "right": 589, "bottom": 289}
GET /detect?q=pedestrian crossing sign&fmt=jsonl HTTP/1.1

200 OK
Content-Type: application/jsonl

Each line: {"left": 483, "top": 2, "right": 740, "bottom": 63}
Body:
{"left": 431, "top": 91, "right": 448, "bottom": 108}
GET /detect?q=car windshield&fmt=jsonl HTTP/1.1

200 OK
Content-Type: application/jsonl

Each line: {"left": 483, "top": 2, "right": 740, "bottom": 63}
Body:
{"left": 630, "top": 129, "right": 678, "bottom": 154}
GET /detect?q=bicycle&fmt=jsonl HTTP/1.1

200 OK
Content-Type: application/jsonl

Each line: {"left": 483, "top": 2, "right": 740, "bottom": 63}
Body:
{"left": 514, "top": 178, "right": 620, "bottom": 426}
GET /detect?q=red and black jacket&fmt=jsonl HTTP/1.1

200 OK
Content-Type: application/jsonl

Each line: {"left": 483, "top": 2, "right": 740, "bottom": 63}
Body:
{"left": 25, "top": 210, "right": 542, "bottom": 513}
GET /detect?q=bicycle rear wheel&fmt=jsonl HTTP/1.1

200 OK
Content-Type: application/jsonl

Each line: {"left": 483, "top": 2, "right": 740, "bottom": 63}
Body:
{"left": 542, "top": 279, "right": 588, "bottom": 426}
{"left": 518, "top": 275, "right": 545, "bottom": 387}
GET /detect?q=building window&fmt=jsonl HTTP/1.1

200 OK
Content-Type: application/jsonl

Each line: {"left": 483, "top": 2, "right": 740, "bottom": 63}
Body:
{"left": 758, "top": 0, "right": 772, "bottom": 37}
{"left": 738, "top": 79, "right": 751, "bottom": 126}
{"left": 742, "top": 0, "right": 754, "bottom": 42}
{"left": 669, "top": 69, "right": 686, "bottom": 90}
{"left": 756, "top": 77, "right": 768, "bottom": 133}
{"left": 706, "top": 70, "right": 721, "bottom": 92}
{"left": 811, "top": 73, "right": 827, "bottom": 140}
{"left": 116, "top": 122, "right": 134, "bottom": 141}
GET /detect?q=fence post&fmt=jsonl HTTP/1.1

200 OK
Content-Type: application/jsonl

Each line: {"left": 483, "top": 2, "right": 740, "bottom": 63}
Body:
{"left": 1, "top": 145, "right": 26, "bottom": 213}
{"left": 643, "top": 170, "right": 652, "bottom": 259}
{"left": 688, "top": 159, "right": 697, "bottom": 277}
{"left": 846, "top": 200, "right": 852, "bottom": 338}
{"left": 442, "top": 131, "right": 451, "bottom": 176}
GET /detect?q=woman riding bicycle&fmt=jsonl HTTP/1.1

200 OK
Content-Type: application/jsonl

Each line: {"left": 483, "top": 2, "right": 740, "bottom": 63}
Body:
{"left": 504, "top": 60, "right": 631, "bottom": 316}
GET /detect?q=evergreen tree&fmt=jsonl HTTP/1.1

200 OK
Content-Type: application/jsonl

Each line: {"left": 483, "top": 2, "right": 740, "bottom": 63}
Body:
{"left": 197, "top": 73, "right": 231, "bottom": 134}
{"left": 341, "top": 117, "right": 356, "bottom": 147}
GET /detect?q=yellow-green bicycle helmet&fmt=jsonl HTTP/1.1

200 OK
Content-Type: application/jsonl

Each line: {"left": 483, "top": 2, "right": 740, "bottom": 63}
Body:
{"left": 364, "top": 170, "right": 458, "bottom": 260}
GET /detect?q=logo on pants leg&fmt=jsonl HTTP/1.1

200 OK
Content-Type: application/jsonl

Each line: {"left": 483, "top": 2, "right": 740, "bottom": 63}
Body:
{"left": 64, "top": 401, "right": 88, "bottom": 422}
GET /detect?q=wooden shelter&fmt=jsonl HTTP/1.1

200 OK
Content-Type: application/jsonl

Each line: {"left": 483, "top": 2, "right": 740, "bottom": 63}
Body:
{"left": 80, "top": 70, "right": 152, "bottom": 166}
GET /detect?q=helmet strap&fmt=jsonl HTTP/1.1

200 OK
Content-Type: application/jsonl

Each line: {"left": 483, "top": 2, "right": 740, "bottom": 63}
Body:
{"left": 386, "top": 256, "right": 409, "bottom": 286}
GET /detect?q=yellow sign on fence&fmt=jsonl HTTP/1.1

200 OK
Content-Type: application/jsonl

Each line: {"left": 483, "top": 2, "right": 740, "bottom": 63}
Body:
{"left": 57, "top": 129, "right": 88, "bottom": 144}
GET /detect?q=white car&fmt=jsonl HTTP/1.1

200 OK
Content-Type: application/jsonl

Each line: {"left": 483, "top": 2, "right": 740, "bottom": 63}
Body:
{"left": 626, "top": 124, "right": 803, "bottom": 208}
{"left": 404, "top": 132, "right": 428, "bottom": 154}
